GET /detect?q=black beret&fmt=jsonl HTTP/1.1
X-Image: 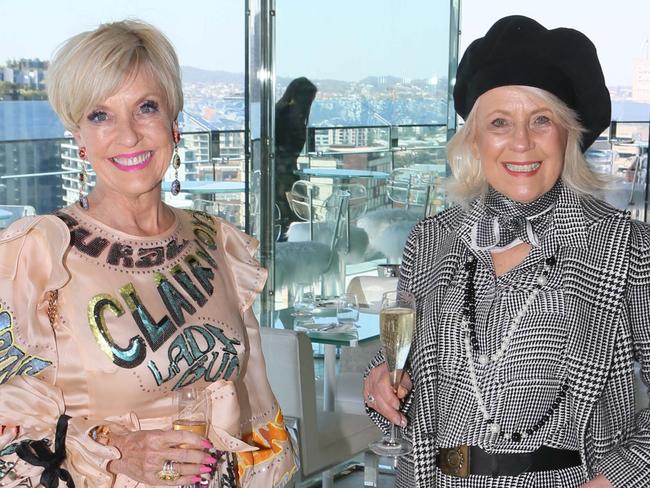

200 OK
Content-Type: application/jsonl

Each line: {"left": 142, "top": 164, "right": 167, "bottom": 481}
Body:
{"left": 453, "top": 15, "right": 611, "bottom": 151}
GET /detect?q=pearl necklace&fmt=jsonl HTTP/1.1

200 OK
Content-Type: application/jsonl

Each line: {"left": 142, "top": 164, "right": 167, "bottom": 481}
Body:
{"left": 462, "top": 255, "right": 556, "bottom": 364}
{"left": 461, "top": 253, "right": 569, "bottom": 441}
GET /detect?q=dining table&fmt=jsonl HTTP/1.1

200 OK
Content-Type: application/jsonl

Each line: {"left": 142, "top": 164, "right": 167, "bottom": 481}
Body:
{"left": 274, "top": 304, "right": 380, "bottom": 412}
{"left": 161, "top": 180, "right": 245, "bottom": 194}
{"left": 297, "top": 167, "right": 389, "bottom": 181}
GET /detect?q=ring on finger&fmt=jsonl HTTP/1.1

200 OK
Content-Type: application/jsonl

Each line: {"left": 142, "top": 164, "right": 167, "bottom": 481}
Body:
{"left": 158, "top": 460, "right": 180, "bottom": 481}
{"left": 366, "top": 393, "right": 375, "bottom": 404}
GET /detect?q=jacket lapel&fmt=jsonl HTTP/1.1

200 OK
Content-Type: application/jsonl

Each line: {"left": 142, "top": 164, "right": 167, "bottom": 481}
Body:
{"left": 563, "top": 202, "right": 631, "bottom": 442}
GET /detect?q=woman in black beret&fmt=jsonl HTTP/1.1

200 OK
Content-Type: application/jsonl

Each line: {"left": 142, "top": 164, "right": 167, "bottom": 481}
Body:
{"left": 363, "top": 15, "right": 649, "bottom": 488}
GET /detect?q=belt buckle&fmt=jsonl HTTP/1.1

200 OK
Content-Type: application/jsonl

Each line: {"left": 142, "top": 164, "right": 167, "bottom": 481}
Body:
{"left": 439, "top": 445, "right": 470, "bottom": 478}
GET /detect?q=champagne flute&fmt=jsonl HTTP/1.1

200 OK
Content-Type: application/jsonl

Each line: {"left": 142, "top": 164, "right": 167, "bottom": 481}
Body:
{"left": 173, "top": 387, "right": 214, "bottom": 487}
{"left": 369, "top": 290, "right": 416, "bottom": 457}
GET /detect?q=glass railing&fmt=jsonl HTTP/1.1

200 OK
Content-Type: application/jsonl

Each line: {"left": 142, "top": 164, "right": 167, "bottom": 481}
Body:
{"left": 300, "top": 124, "right": 448, "bottom": 215}
{"left": 586, "top": 120, "right": 649, "bottom": 222}
{"left": 1, "top": 121, "right": 648, "bottom": 233}
{"left": 0, "top": 130, "right": 247, "bottom": 229}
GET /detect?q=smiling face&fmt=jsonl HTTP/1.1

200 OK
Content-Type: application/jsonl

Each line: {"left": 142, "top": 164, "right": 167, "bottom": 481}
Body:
{"left": 471, "top": 86, "right": 568, "bottom": 203}
{"left": 73, "top": 66, "right": 175, "bottom": 200}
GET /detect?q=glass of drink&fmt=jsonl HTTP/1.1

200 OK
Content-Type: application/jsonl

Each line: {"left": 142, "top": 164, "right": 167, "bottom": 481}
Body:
{"left": 173, "top": 387, "right": 214, "bottom": 487}
{"left": 336, "top": 293, "right": 359, "bottom": 327}
{"left": 292, "top": 282, "right": 316, "bottom": 317}
{"left": 369, "top": 290, "right": 416, "bottom": 457}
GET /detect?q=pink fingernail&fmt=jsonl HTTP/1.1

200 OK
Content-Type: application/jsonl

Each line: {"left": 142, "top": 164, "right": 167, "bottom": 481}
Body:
{"left": 191, "top": 476, "right": 202, "bottom": 483}
{"left": 201, "top": 439, "right": 213, "bottom": 449}
{"left": 400, "top": 417, "right": 407, "bottom": 428}
{"left": 200, "top": 465, "right": 212, "bottom": 473}
{"left": 204, "top": 455, "right": 217, "bottom": 464}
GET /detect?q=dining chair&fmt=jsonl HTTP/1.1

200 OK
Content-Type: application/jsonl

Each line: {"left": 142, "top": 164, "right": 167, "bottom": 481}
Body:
{"left": 260, "top": 327, "right": 381, "bottom": 488}
{"left": 358, "top": 167, "right": 442, "bottom": 263}
{"left": 286, "top": 181, "right": 369, "bottom": 264}
{"left": 275, "top": 183, "right": 350, "bottom": 297}
{"left": 314, "top": 276, "right": 397, "bottom": 416}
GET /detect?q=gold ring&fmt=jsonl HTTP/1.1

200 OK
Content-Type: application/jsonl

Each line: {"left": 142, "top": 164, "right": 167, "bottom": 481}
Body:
{"left": 158, "top": 460, "right": 180, "bottom": 481}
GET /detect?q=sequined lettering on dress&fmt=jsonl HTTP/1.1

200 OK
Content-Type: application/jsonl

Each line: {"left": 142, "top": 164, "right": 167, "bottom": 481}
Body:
{"left": 185, "top": 255, "right": 215, "bottom": 295}
{"left": 55, "top": 212, "right": 78, "bottom": 232}
{"left": 171, "top": 265, "right": 207, "bottom": 306}
{"left": 71, "top": 226, "right": 110, "bottom": 257}
{"left": 88, "top": 294, "right": 146, "bottom": 368}
{"left": 154, "top": 272, "right": 196, "bottom": 326}
{"left": 193, "top": 228, "right": 217, "bottom": 251}
{"left": 195, "top": 240, "right": 219, "bottom": 270}
{"left": 108, "top": 242, "right": 134, "bottom": 268}
{"left": 166, "top": 238, "right": 190, "bottom": 260}
{"left": 147, "top": 323, "right": 240, "bottom": 389}
{"left": 203, "top": 324, "right": 240, "bottom": 382}
{"left": 78, "top": 209, "right": 243, "bottom": 388}
{"left": 0, "top": 307, "right": 52, "bottom": 384}
{"left": 183, "top": 325, "right": 216, "bottom": 357}
{"left": 135, "top": 246, "right": 165, "bottom": 268}
{"left": 191, "top": 211, "right": 216, "bottom": 233}
{"left": 120, "top": 283, "right": 176, "bottom": 351}
{"left": 0, "top": 458, "right": 16, "bottom": 481}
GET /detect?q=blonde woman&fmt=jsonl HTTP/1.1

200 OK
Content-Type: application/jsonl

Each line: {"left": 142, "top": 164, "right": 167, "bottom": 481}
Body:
{"left": 363, "top": 16, "right": 649, "bottom": 488}
{"left": 0, "top": 20, "right": 296, "bottom": 487}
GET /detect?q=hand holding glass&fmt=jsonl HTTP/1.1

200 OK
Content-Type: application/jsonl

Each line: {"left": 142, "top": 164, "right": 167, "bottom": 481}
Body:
{"left": 369, "top": 290, "right": 416, "bottom": 457}
{"left": 174, "top": 387, "right": 208, "bottom": 439}
{"left": 173, "top": 388, "right": 214, "bottom": 487}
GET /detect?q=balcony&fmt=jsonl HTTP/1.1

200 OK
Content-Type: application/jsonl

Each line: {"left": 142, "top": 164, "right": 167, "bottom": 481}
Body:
{"left": 1, "top": 120, "right": 647, "bottom": 226}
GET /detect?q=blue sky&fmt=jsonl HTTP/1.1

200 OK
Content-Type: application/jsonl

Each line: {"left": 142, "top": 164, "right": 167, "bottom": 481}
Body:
{"left": 0, "top": 0, "right": 647, "bottom": 86}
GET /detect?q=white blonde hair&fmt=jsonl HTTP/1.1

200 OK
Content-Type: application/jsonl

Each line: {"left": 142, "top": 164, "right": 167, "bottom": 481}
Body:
{"left": 47, "top": 19, "right": 183, "bottom": 131}
{"left": 446, "top": 86, "right": 606, "bottom": 203}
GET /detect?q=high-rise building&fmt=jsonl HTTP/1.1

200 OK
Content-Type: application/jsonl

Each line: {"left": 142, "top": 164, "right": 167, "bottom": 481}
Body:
{"left": 0, "top": 100, "right": 66, "bottom": 214}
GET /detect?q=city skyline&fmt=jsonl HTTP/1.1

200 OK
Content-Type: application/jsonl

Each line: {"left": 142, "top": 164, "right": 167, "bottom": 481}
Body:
{"left": 0, "top": 0, "right": 648, "bottom": 86}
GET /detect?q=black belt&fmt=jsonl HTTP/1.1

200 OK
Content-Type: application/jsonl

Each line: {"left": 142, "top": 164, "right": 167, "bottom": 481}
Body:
{"left": 437, "top": 445, "right": 582, "bottom": 478}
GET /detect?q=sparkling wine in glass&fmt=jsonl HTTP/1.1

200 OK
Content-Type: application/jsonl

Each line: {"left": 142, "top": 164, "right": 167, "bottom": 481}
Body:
{"left": 174, "top": 387, "right": 208, "bottom": 438}
{"left": 369, "top": 290, "right": 415, "bottom": 457}
{"left": 173, "top": 387, "right": 214, "bottom": 487}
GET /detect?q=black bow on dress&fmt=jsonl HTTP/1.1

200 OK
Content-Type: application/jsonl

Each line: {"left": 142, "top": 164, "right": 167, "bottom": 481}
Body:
{"left": 16, "top": 414, "right": 75, "bottom": 488}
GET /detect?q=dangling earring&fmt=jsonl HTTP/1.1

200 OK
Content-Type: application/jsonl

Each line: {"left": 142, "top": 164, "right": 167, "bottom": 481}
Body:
{"left": 78, "top": 146, "right": 89, "bottom": 209}
{"left": 171, "top": 130, "right": 181, "bottom": 195}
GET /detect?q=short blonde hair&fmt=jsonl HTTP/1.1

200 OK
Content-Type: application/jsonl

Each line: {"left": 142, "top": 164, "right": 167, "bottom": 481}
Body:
{"left": 47, "top": 19, "right": 183, "bottom": 131}
{"left": 446, "top": 85, "right": 605, "bottom": 203}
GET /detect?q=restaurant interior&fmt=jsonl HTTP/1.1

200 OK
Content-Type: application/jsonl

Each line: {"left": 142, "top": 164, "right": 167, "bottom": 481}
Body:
{"left": 1, "top": 1, "right": 649, "bottom": 486}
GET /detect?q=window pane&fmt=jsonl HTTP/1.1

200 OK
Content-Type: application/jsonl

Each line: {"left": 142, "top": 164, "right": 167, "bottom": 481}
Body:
{"left": 0, "top": 1, "right": 245, "bottom": 228}
{"left": 274, "top": 0, "right": 454, "bottom": 308}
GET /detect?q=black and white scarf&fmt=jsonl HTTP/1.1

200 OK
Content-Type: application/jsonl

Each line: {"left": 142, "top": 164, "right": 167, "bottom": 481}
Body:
{"left": 470, "top": 180, "right": 562, "bottom": 252}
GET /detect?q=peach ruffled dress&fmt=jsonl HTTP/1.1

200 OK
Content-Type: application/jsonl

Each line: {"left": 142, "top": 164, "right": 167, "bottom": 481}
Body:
{"left": 0, "top": 206, "right": 297, "bottom": 487}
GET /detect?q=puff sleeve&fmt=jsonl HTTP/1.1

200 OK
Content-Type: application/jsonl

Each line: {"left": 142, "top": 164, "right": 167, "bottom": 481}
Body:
{"left": 216, "top": 221, "right": 298, "bottom": 487}
{"left": 0, "top": 216, "right": 121, "bottom": 487}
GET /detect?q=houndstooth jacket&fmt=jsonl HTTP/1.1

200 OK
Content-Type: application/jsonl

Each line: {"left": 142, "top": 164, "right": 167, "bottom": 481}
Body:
{"left": 367, "top": 186, "right": 650, "bottom": 487}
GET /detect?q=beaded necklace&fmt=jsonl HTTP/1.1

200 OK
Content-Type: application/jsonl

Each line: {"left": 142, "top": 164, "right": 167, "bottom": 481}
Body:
{"left": 461, "top": 254, "right": 569, "bottom": 442}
